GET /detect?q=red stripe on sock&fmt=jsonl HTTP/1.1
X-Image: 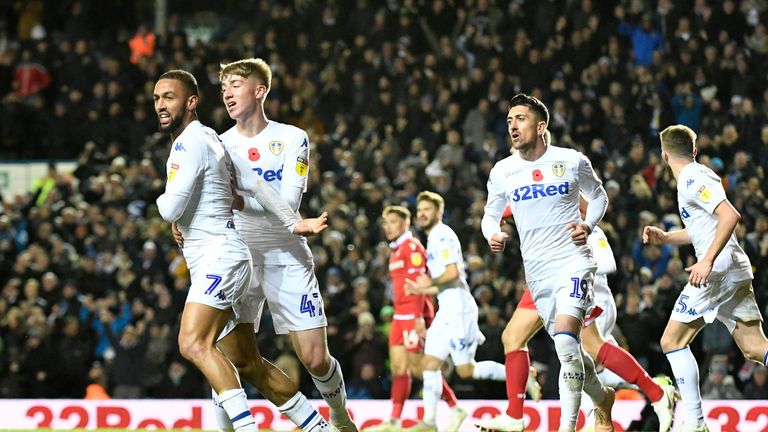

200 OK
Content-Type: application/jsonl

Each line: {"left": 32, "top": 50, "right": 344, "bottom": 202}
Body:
{"left": 597, "top": 342, "right": 663, "bottom": 402}
{"left": 505, "top": 350, "right": 529, "bottom": 418}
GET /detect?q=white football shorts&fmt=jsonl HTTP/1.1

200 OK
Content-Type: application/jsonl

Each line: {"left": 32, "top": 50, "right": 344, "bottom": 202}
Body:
{"left": 670, "top": 272, "right": 761, "bottom": 332}
{"left": 184, "top": 235, "right": 254, "bottom": 324}
{"left": 528, "top": 264, "right": 597, "bottom": 336}
{"left": 423, "top": 288, "right": 486, "bottom": 366}
{"left": 222, "top": 263, "right": 327, "bottom": 337}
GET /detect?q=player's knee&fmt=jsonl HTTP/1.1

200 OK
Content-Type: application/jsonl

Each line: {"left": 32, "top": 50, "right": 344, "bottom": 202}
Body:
{"left": 502, "top": 325, "right": 526, "bottom": 351}
{"left": 553, "top": 333, "right": 581, "bottom": 363}
{"left": 455, "top": 364, "right": 474, "bottom": 379}
{"left": 178, "top": 336, "right": 210, "bottom": 364}
{"left": 299, "top": 348, "right": 330, "bottom": 376}
{"left": 659, "top": 333, "right": 684, "bottom": 353}
{"left": 741, "top": 346, "right": 767, "bottom": 364}
{"left": 391, "top": 359, "right": 408, "bottom": 375}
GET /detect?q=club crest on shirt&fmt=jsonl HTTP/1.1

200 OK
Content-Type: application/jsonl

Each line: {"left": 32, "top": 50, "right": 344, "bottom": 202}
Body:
{"left": 552, "top": 162, "right": 566, "bottom": 177}
{"left": 269, "top": 141, "right": 284, "bottom": 155}
{"left": 296, "top": 156, "right": 308, "bottom": 176}
{"left": 696, "top": 185, "right": 712, "bottom": 202}
{"left": 410, "top": 253, "right": 423, "bottom": 266}
{"left": 168, "top": 163, "right": 179, "bottom": 182}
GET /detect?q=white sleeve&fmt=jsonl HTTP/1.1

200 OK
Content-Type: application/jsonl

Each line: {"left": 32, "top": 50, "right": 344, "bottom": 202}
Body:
{"left": 228, "top": 150, "right": 299, "bottom": 232}
{"left": 589, "top": 228, "right": 617, "bottom": 275}
{"left": 683, "top": 170, "right": 726, "bottom": 214}
{"left": 426, "top": 230, "right": 459, "bottom": 278}
{"left": 156, "top": 138, "right": 203, "bottom": 222}
{"left": 578, "top": 153, "right": 608, "bottom": 231}
{"left": 482, "top": 167, "right": 507, "bottom": 241}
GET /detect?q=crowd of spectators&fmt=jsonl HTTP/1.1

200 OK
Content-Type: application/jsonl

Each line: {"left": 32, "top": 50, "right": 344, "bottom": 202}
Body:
{"left": 1, "top": 0, "right": 768, "bottom": 408}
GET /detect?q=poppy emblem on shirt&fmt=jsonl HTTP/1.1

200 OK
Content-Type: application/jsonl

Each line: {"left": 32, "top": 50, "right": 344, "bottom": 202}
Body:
{"left": 696, "top": 185, "right": 712, "bottom": 203}
{"left": 269, "top": 141, "right": 284, "bottom": 155}
{"left": 552, "top": 162, "right": 566, "bottom": 177}
{"left": 532, "top": 169, "right": 543, "bottom": 182}
{"left": 248, "top": 148, "right": 260, "bottom": 161}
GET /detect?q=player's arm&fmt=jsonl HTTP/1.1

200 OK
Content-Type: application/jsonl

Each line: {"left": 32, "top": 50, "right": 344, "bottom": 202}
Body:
{"left": 156, "top": 139, "right": 202, "bottom": 222}
{"left": 481, "top": 167, "right": 509, "bottom": 252}
{"left": 643, "top": 226, "right": 691, "bottom": 245}
{"left": 577, "top": 153, "right": 608, "bottom": 234}
{"left": 687, "top": 199, "right": 740, "bottom": 287}
{"left": 589, "top": 229, "right": 617, "bottom": 275}
{"left": 228, "top": 150, "right": 298, "bottom": 226}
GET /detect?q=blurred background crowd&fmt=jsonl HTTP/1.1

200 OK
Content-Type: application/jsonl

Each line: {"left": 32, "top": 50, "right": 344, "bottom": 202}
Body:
{"left": 1, "top": 0, "right": 768, "bottom": 406}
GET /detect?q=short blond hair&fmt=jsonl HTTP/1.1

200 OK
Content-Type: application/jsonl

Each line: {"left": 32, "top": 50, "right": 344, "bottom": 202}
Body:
{"left": 219, "top": 58, "right": 272, "bottom": 91}
{"left": 417, "top": 191, "right": 444, "bottom": 213}
{"left": 660, "top": 124, "right": 696, "bottom": 158}
{"left": 383, "top": 205, "right": 411, "bottom": 220}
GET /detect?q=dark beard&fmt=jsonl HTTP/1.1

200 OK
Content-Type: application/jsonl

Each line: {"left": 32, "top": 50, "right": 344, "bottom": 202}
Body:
{"left": 159, "top": 114, "right": 184, "bottom": 134}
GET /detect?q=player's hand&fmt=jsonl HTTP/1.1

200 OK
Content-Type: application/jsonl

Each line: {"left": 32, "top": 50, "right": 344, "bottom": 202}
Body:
{"left": 292, "top": 212, "right": 328, "bottom": 237}
{"left": 642, "top": 225, "right": 667, "bottom": 245}
{"left": 404, "top": 273, "right": 431, "bottom": 295}
{"left": 568, "top": 222, "right": 591, "bottom": 246}
{"left": 171, "top": 222, "right": 184, "bottom": 248}
{"left": 489, "top": 232, "right": 509, "bottom": 253}
{"left": 686, "top": 260, "right": 712, "bottom": 288}
{"left": 414, "top": 317, "right": 426, "bottom": 339}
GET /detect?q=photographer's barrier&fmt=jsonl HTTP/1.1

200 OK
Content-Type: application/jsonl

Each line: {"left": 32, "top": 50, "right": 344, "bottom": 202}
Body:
{"left": 1, "top": 399, "right": 767, "bottom": 431}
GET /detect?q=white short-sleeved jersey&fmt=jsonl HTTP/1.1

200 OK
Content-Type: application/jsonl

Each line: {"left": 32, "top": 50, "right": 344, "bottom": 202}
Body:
{"left": 485, "top": 145, "right": 602, "bottom": 281}
{"left": 221, "top": 121, "right": 312, "bottom": 265}
{"left": 677, "top": 163, "right": 752, "bottom": 280}
{"left": 588, "top": 226, "right": 617, "bottom": 276}
{"left": 425, "top": 222, "right": 470, "bottom": 293}
{"left": 159, "top": 121, "right": 245, "bottom": 258}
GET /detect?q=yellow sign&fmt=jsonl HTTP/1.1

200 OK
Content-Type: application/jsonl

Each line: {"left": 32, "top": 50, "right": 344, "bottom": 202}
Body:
{"left": 696, "top": 185, "right": 712, "bottom": 202}
{"left": 296, "top": 156, "right": 308, "bottom": 176}
{"left": 410, "top": 253, "right": 423, "bottom": 266}
{"left": 168, "top": 163, "right": 179, "bottom": 182}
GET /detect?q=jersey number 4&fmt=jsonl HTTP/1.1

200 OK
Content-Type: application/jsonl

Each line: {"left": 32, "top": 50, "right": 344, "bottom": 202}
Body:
{"left": 300, "top": 294, "right": 322, "bottom": 318}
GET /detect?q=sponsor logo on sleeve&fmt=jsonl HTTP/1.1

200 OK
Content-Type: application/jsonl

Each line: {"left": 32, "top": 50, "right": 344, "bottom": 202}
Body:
{"left": 410, "top": 253, "right": 423, "bottom": 266}
{"left": 296, "top": 156, "right": 308, "bottom": 176}
{"left": 695, "top": 185, "right": 712, "bottom": 202}
{"left": 168, "top": 163, "right": 179, "bottom": 182}
{"left": 441, "top": 249, "right": 451, "bottom": 260}
{"left": 174, "top": 142, "right": 186, "bottom": 152}
{"left": 597, "top": 238, "right": 609, "bottom": 249}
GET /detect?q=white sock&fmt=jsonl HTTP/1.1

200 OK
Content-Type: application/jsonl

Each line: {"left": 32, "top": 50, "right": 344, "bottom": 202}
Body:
{"left": 472, "top": 361, "right": 507, "bottom": 381}
{"left": 421, "top": 370, "right": 442, "bottom": 425}
{"left": 597, "top": 368, "right": 626, "bottom": 388}
{"left": 218, "top": 388, "right": 256, "bottom": 432}
{"left": 666, "top": 346, "right": 704, "bottom": 427}
{"left": 278, "top": 391, "right": 330, "bottom": 431}
{"left": 212, "top": 389, "right": 235, "bottom": 432}
{"left": 553, "top": 332, "right": 584, "bottom": 431}
{"left": 581, "top": 345, "right": 605, "bottom": 404}
{"left": 310, "top": 357, "right": 349, "bottom": 419}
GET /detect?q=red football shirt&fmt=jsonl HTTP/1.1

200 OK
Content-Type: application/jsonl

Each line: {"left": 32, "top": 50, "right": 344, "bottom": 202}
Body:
{"left": 389, "top": 232, "right": 429, "bottom": 317}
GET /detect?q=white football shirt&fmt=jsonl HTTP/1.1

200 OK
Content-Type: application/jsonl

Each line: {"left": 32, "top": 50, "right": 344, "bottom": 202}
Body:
{"left": 221, "top": 120, "right": 312, "bottom": 265}
{"left": 426, "top": 222, "right": 470, "bottom": 292}
{"left": 677, "top": 162, "right": 752, "bottom": 279}
{"left": 484, "top": 145, "right": 604, "bottom": 281}
{"left": 157, "top": 121, "right": 243, "bottom": 252}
